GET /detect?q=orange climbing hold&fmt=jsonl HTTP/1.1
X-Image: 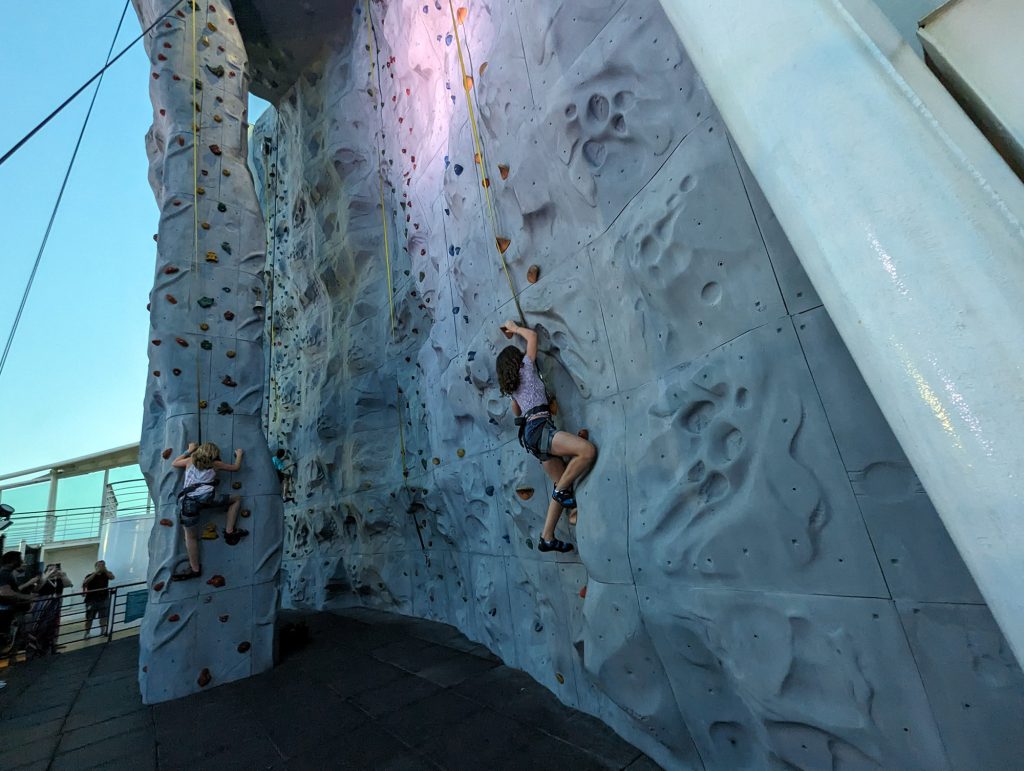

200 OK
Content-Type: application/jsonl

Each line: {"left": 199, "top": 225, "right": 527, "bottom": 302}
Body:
{"left": 205, "top": 251, "right": 218, "bottom": 262}
{"left": 496, "top": 237, "right": 511, "bottom": 254}
{"left": 166, "top": 294, "right": 178, "bottom": 304}
{"left": 482, "top": 177, "right": 490, "bottom": 188}
{"left": 498, "top": 164, "right": 510, "bottom": 180}
{"left": 199, "top": 400, "right": 208, "bottom": 409}
{"left": 199, "top": 323, "right": 209, "bottom": 331}
{"left": 226, "top": 350, "right": 236, "bottom": 358}
{"left": 527, "top": 265, "right": 540, "bottom": 284}
{"left": 197, "top": 668, "right": 212, "bottom": 687}
{"left": 159, "top": 518, "right": 173, "bottom": 527}
{"left": 457, "top": 6, "right": 468, "bottom": 24}
{"left": 207, "top": 575, "right": 225, "bottom": 587}
{"left": 474, "top": 152, "right": 481, "bottom": 164}
{"left": 231, "top": 481, "right": 241, "bottom": 490}
{"left": 463, "top": 75, "right": 474, "bottom": 91}
{"left": 550, "top": 398, "right": 559, "bottom": 416}
{"left": 516, "top": 487, "right": 534, "bottom": 500}
{"left": 555, "top": 672, "right": 565, "bottom": 685}
{"left": 479, "top": 61, "right": 488, "bottom": 77}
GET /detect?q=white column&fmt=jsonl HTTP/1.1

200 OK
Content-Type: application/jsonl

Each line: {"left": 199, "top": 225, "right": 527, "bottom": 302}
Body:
{"left": 44, "top": 469, "right": 58, "bottom": 543}
{"left": 658, "top": 0, "right": 1024, "bottom": 662}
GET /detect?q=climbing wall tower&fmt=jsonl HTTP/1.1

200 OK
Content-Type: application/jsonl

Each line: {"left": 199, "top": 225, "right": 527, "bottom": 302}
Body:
{"left": 134, "top": 0, "right": 282, "bottom": 704}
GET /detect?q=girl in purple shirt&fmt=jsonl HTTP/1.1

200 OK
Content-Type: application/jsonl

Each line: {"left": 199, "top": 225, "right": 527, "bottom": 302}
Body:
{"left": 497, "top": 320, "right": 596, "bottom": 553}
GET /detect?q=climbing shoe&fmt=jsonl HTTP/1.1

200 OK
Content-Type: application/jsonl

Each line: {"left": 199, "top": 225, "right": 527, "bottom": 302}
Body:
{"left": 172, "top": 567, "right": 202, "bottom": 582}
{"left": 224, "top": 528, "right": 249, "bottom": 546}
{"left": 538, "top": 537, "right": 574, "bottom": 553}
{"left": 551, "top": 486, "right": 576, "bottom": 509}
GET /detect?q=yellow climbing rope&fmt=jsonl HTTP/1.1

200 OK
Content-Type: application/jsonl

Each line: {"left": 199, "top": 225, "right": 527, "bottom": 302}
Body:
{"left": 190, "top": 0, "right": 204, "bottom": 442}
{"left": 447, "top": 1, "right": 525, "bottom": 326}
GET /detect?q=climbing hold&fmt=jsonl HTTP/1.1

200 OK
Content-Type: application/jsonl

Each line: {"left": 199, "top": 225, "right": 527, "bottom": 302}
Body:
{"left": 218, "top": 614, "right": 229, "bottom": 623}
{"left": 501, "top": 326, "right": 514, "bottom": 339}
{"left": 217, "top": 202, "right": 227, "bottom": 212}
{"left": 579, "top": 585, "right": 588, "bottom": 598}
{"left": 223, "top": 169, "right": 231, "bottom": 176}
{"left": 464, "top": 75, "right": 474, "bottom": 91}
{"left": 199, "top": 400, "right": 208, "bottom": 408}
{"left": 210, "top": 144, "right": 222, "bottom": 156}
{"left": 217, "top": 402, "right": 233, "bottom": 415}
{"left": 237, "top": 641, "right": 251, "bottom": 653}
{"left": 153, "top": 370, "right": 161, "bottom": 377}
{"left": 223, "top": 311, "right": 235, "bottom": 321}
{"left": 196, "top": 186, "right": 205, "bottom": 195}
{"left": 173, "top": 368, "right": 182, "bottom": 376}
{"left": 457, "top": 6, "right": 468, "bottom": 23}
{"left": 479, "top": 61, "right": 488, "bottom": 77}
{"left": 232, "top": 482, "right": 241, "bottom": 490}
{"left": 201, "top": 523, "right": 219, "bottom": 540}
{"left": 159, "top": 518, "right": 173, "bottom": 527}
{"left": 197, "top": 296, "right": 215, "bottom": 308}
{"left": 153, "top": 581, "right": 165, "bottom": 591}
{"left": 240, "top": 509, "right": 250, "bottom": 518}
{"left": 516, "top": 488, "right": 534, "bottom": 500}
{"left": 550, "top": 398, "right": 559, "bottom": 416}
{"left": 577, "top": 428, "right": 589, "bottom": 440}
{"left": 152, "top": 339, "right": 162, "bottom": 346}
{"left": 555, "top": 672, "right": 565, "bottom": 685}
{"left": 197, "top": 669, "right": 212, "bottom": 687}
{"left": 226, "top": 350, "right": 236, "bottom": 358}
{"left": 453, "top": 164, "right": 463, "bottom": 176}
{"left": 498, "top": 163, "right": 509, "bottom": 179}
{"left": 205, "top": 63, "right": 224, "bottom": 77}
{"left": 213, "top": 114, "right": 223, "bottom": 123}
{"left": 207, "top": 20, "right": 217, "bottom": 31}
{"left": 163, "top": 265, "right": 179, "bottom": 274}
{"left": 496, "top": 237, "right": 511, "bottom": 254}
{"left": 482, "top": 178, "right": 490, "bottom": 188}
{"left": 206, "top": 574, "right": 226, "bottom": 587}
{"left": 166, "top": 294, "right": 178, "bottom": 304}
{"left": 162, "top": 448, "right": 173, "bottom": 459}
{"left": 474, "top": 152, "right": 481, "bottom": 164}
{"left": 457, "top": 448, "right": 466, "bottom": 458}
{"left": 485, "top": 485, "right": 494, "bottom": 496}
{"left": 222, "top": 375, "right": 237, "bottom": 387}
{"left": 175, "top": 337, "right": 189, "bottom": 347}
{"left": 527, "top": 265, "right": 540, "bottom": 283}
{"left": 201, "top": 222, "right": 211, "bottom": 231}
{"left": 201, "top": 340, "right": 213, "bottom": 350}
{"left": 168, "top": 613, "right": 180, "bottom": 622}
{"left": 432, "top": 457, "right": 441, "bottom": 465}
{"left": 221, "top": 241, "right": 232, "bottom": 254}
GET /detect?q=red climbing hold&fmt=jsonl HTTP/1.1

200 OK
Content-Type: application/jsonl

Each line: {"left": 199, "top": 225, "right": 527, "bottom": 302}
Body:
{"left": 153, "top": 581, "right": 165, "bottom": 591}
{"left": 152, "top": 73, "right": 160, "bottom": 79}
{"left": 160, "top": 518, "right": 173, "bottom": 527}
{"left": 162, "top": 448, "right": 173, "bottom": 459}
{"left": 579, "top": 585, "right": 587, "bottom": 598}
{"left": 152, "top": 370, "right": 161, "bottom": 377}
{"left": 197, "top": 668, "right": 212, "bottom": 687}
{"left": 157, "top": 53, "right": 167, "bottom": 61}
{"left": 237, "top": 641, "right": 251, "bottom": 653}
{"left": 152, "top": 339, "right": 162, "bottom": 346}
{"left": 223, "top": 310, "right": 235, "bottom": 321}
{"left": 175, "top": 337, "right": 189, "bottom": 347}
{"left": 222, "top": 375, "right": 237, "bottom": 387}
{"left": 209, "top": 144, "right": 222, "bottom": 155}
{"left": 499, "top": 164, "right": 510, "bottom": 180}
{"left": 163, "top": 265, "right": 179, "bottom": 274}
{"left": 168, "top": 613, "right": 180, "bottom": 622}
{"left": 496, "top": 237, "right": 511, "bottom": 254}
{"left": 207, "top": 575, "right": 226, "bottom": 588}
{"left": 577, "top": 428, "right": 589, "bottom": 440}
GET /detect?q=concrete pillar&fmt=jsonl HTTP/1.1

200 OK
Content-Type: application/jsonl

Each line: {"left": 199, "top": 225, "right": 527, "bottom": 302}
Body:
{"left": 658, "top": 0, "right": 1024, "bottom": 662}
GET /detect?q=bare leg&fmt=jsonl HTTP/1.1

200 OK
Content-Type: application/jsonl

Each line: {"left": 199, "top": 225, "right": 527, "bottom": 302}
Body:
{"left": 550, "top": 432, "right": 597, "bottom": 492}
{"left": 225, "top": 495, "right": 242, "bottom": 534}
{"left": 542, "top": 457, "right": 577, "bottom": 526}
{"left": 183, "top": 527, "right": 201, "bottom": 572}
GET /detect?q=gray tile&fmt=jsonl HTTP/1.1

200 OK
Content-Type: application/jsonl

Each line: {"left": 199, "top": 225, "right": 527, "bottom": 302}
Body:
{"left": 57, "top": 708, "right": 154, "bottom": 754}
{"left": 0, "top": 717, "right": 64, "bottom": 753}
{"left": 0, "top": 735, "right": 57, "bottom": 769}
{"left": 348, "top": 672, "right": 441, "bottom": 717}
{"left": 50, "top": 727, "right": 155, "bottom": 771}
{"left": 415, "top": 651, "right": 500, "bottom": 687}
{"left": 378, "top": 689, "right": 480, "bottom": 749}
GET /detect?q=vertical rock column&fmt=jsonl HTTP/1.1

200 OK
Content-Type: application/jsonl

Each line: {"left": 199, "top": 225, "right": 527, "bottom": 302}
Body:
{"left": 134, "top": 0, "right": 282, "bottom": 704}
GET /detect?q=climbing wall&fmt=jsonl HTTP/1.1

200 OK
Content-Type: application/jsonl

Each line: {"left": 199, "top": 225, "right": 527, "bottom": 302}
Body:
{"left": 246, "top": 0, "right": 1024, "bottom": 767}
{"left": 134, "top": 0, "right": 282, "bottom": 704}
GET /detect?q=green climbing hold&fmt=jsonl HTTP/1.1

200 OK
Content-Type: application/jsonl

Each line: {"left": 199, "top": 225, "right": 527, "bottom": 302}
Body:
{"left": 217, "top": 402, "right": 233, "bottom": 415}
{"left": 197, "top": 297, "right": 215, "bottom": 308}
{"left": 217, "top": 202, "right": 227, "bottom": 212}
{"left": 201, "top": 340, "right": 213, "bottom": 350}
{"left": 206, "top": 64, "right": 225, "bottom": 78}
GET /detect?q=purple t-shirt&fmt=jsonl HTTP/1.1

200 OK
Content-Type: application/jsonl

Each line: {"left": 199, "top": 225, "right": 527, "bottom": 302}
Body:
{"left": 512, "top": 356, "right": 547, "bottom": 414}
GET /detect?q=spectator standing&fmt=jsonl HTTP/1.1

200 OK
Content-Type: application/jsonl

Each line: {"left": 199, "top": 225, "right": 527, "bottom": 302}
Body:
{"left": 82, "top": 561, "right": 115, "bottom": 639}
{"left": 29, "top": 563, "right": 71, "bottom": 655}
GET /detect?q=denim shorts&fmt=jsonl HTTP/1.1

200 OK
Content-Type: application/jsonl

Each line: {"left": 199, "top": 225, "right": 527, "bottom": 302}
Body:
{"left": 179, "top": 493, "right": 232, "bottom": 528}
{"left": 523, "top": 417, "right": 558, "bottom": 462}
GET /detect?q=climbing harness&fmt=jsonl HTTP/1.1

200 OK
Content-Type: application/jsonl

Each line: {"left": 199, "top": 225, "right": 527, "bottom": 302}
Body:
{"left": 0, "top": 1, "right": 132, "bottom": 381}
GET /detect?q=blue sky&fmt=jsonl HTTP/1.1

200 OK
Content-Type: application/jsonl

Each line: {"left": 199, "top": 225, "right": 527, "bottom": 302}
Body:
{"left": 0, "top": 4, "right": 268, "bottom": 479}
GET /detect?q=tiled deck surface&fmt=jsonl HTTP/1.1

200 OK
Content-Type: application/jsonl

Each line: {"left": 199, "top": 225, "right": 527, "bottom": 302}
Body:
{"left": 0, "top": 607, "right": 659, "bottom": 770}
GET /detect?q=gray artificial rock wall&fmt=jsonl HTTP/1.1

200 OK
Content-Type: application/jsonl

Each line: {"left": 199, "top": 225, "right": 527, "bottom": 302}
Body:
{"left": 246, "top": 0, "right": 1024, "bottom": 767}
{"left": 135, "top": 0, "right": 282, "bottom": 704}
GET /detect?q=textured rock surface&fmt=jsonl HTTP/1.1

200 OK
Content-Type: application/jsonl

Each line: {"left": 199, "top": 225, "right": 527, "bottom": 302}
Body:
{"left": 241, "top": 0, "right": 1022, "bottom": 767}
{"left": 134, "top": 0, "right": 282, "bottom": 704}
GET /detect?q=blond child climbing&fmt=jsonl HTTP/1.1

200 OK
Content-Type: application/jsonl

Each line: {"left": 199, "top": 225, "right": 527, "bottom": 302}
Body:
{"left": 169, "top": 442, "right": 247, "bottom": 581}
{"left": 497, "top": 320, "right": 596, "bottom": 553}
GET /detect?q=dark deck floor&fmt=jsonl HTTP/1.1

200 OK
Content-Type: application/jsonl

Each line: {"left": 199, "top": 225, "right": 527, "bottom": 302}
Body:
{"left": 0, "top": 607, "right": 658, "bottom": 770}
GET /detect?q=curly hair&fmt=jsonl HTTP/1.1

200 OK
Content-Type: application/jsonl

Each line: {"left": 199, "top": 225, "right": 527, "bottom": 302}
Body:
{"left": 496, "top": 346, "right": 524, "bottom": 396}
{"left": 191, "top": 442, "right": 221, "bottom": 470}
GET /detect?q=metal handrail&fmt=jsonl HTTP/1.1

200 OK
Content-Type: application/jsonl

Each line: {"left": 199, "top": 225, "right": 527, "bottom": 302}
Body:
{"left": 2, "top": 580, "right": 148, "bottom": 665}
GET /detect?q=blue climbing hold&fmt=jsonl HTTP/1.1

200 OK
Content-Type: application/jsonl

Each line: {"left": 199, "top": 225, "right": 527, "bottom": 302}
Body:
{"left": 455, "top": 247, "right": 461, "bottom": 255}
{"left": 452, "top": 306, "right": 460, "bottom": 315}
{"left": 422, "top": 5, "right": 428, "bottom": 12}
{"left": 453, "top": 164, "right": 463, "bottom": 176}
{"left": 445, "top": 33, "right": 453, "bottom": 46}
{"left": 467, "top": 350, "right": 476, "bottom": 361}
{"left": 444, "top": 154, "right": 450, "bottom": 167}
{"left": 448, "top": 245, "right": 454, "bottom": 256}
{"left": 485, "top": 485, "right": 494, "bottom": 496}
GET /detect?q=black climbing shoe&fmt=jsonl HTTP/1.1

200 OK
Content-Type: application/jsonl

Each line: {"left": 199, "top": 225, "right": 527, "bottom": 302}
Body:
{"left": 224, "top": 528, "right": 249, "bottom": 546}
{"left": 551, "top": 486, "right": 576, "bottom": 509}
{"left": 172, "top": 567, "right": 202, "bottom": 582}
{"left": 538, "top": 537, "right": 574, "bottom": 553}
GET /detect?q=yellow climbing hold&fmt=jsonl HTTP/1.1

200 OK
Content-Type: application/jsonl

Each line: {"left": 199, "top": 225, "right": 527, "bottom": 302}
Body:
{"left": 207, "top": 21, "right": 217, "bottom": 31}
{"left": 199, "top": 400, "right": 208, "bottom": 409}
{"left": 481, "top": 177, "right": 490, "bottom": 189}
{"left": 206, "top": 251, "right": 218, "bottom": 262}
{"left": 432, "top": 457, "right": 441, "bottom": 465}
{"left": 457, "top": 448, "right": 465, "bottom": 458}
{"left": 222, "top": 169, "right": 231, "bottom": 177}
{"left": 555, "top": 672, "right": 565, "bottom": 685}
{"left": 456, "top": 6, "right": 468, "bottom": 24}
{"left": 213, "top": 114, "right": 223, "bottom": 123}
{"left": 496, "top": 237, "right": 511, "bottom": 254}
{"left": 463, "top": 75, "right": 474, "bottom": 91}
{"left": 201, "top": 522, "right": 219, "bottom": 540}
{"left": 199, "top": 323, "right": 209, "bottom": 331}
{"left": 197, "top": 186, "right": 206, "bottom": 195}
